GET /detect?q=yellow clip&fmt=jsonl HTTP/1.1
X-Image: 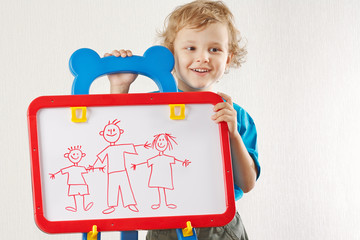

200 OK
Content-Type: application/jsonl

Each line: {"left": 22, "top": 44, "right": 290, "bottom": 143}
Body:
{"left": 182, "top": 221, "right": 193, "bottom": 237}
{"left": 169, "top": 104, "right": 185, "bottom": 120}
{"left": 87, "top": 225, "right": 98, "bottom": 240}
{"left": 71, "top": 107, "right": 87, "bottom": 122}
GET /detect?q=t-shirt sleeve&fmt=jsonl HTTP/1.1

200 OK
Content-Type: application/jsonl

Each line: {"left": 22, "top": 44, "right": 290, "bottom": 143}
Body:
{"left": 234, "top": 103, "right": 260, "bottom": 179}
{"left": 233, "top": 103, "right": 260, "bottom": 201}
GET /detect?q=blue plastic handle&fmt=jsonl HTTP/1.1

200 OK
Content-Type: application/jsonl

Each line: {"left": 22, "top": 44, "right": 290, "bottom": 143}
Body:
{"left": 69, "top": 46, "right": 178, "bottom": 95}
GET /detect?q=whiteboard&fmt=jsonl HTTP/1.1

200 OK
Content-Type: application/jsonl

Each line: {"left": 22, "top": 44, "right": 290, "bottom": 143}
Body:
{"left": 27, "top": 92, "right": 235, "bottom": 233}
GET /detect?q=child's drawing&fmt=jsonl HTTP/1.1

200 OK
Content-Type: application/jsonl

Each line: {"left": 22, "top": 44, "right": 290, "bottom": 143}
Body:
{"left": 49, "top": 146, "right": 103, "bottom": 212}
{"left": 89, "top": 119, "right": 150, "bottom": 214}
{"left": 132, "top": 133, "right": 190, "bottom": 210}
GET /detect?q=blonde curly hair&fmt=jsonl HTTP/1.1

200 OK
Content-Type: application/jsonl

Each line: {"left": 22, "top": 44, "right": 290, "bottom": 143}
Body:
{"left": 159, "top": 0, "right": 247, "bottom": 68}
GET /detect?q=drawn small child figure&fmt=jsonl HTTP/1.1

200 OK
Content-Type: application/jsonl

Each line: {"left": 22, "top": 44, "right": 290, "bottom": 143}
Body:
{"left": 132, "top": 133, "right": 190, "bottom": 210}
{"left": 49, "top": 146, "right": 103, "bottom": 212}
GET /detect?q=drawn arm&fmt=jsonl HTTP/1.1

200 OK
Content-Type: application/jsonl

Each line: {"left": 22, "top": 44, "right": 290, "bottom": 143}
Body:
{"left": 175, "top": 158, "right": 191, "bottom": 167}
{"left": 88, "top": 158, "right": 99, "bottom": 171}
{"left": 87, "top": 165, "right": 106, "bottom": 173}
{"left": 49, "top": 170, "right": 61, "bottom": 179}
{"left": 131, "top": 161, "right": 147, "bottom": 170}
{"left": 88, "top": 152, "right": 107, "bottom": 171}
{"left": 134, "top": 141, "right": 151, "bottom": 149}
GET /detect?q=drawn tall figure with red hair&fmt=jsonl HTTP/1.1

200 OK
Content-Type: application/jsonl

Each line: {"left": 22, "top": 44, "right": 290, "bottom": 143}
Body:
{"left": 90, "top": 119, "right": 150, "bottom": 214}
{"left": 132, "top": 133, "right": 190, "bottom": 210}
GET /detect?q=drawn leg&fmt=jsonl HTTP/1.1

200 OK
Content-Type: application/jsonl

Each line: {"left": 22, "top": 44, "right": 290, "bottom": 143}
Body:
{"left": 164, "top": 188, "right": 177, "bottom": 209}
{"left": 119, "top": 171, "right": 138, "bottom": 212}
{"left": 103, "top": 173, "right": 117, "bottom": 214}
{"left": 65, "top": 195, "right": 77, "bottom": 212}
{"left": 151, "top": 188, "right": 162, "bottom": 210}
{"left": 83, "top": 195, "right": 94, "bottom": 211}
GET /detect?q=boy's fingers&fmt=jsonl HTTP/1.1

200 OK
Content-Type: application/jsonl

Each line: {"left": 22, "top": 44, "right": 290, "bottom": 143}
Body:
{"left": 119, "top": 49, "right": 133, "bottom": 57}
{"left": 126, "top": 50, "right": 133, "bottom": 56}
{"left": 214, "top": 101, "right": 235, "bottom": 113}
{"left": 111, "top": 50, "right": 121, "bottom": 57}
{"left": 213, "top": 114, "right": 232, "bottom": 124}
{"left": 213, "top": 102, "right": 229, "bottom": 111}
{"left": 212, "top": 108, "right": 233, "bottom": 120}
{"left": 217, "top": 92, "right": 233, "bottom": 105}
{"left": 106, "top": 49, "right": 133, "bottom": 58}
{"left": 119, "top": 49, "right": 127, "bottom": 57}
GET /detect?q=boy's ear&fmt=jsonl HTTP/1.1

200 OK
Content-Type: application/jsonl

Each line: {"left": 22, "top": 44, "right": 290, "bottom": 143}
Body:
{"left": 82, "top": 153, "right": 86, "bottom": 157}
{"left": 99, "top": 131, "right": 104, "bottom": 136}
{"left": 226, "top": 53, "right": 234, "bottom": 66}
{"left": 64, "top": 153, "right": 69, "bottom": 158}
{"left": 120, "top": 129, "right": 124, "bottom": 134}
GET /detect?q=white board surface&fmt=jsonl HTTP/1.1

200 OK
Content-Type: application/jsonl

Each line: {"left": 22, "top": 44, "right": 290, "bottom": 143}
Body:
{"left": 28, "top": 92, "right": 235, "bottom": 233}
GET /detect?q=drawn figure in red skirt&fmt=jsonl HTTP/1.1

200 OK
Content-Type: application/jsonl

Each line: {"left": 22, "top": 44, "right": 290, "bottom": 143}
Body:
{"left": 132, "top": 133, "right": 190, "bottom": 210}
{"left": 89, "top": 119, "right": 150, "bottom": 214}
{"left": 49, "top": 146, "right": 103, "bottom": 212}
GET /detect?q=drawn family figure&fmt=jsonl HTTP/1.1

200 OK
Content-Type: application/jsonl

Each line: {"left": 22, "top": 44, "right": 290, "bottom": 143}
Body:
{"left": 132, "top": 133, "right": 191, "bottom": 210}
{"left": 49, "top": 146, "right": 101, "bottom": 212}
{"left": 90, "top": 119, "right": 150, "bottom": 214}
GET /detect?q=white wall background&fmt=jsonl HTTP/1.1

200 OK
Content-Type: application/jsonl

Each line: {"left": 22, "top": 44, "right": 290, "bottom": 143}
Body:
{"left": 1, "top": 0, "right": 359, "bottom": 239}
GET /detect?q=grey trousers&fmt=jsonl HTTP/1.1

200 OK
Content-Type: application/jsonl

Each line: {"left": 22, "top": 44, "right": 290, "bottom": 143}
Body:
{"left": 146, "top": 211, "right": 248, "bottom": 240}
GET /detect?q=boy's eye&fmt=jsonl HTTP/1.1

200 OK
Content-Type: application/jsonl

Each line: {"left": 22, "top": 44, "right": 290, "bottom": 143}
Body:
{"left": 209, "top": 48, "right": 220, "bottom": 53}
{"left": 186, "top": 47, "right": 195, "bottom": 51}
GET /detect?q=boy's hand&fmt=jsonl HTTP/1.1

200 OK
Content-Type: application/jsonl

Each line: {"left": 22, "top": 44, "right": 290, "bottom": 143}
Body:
{"left": 212, "top": 92, "right": 238, "bottom": 137}
{"left": 104, "top": 49, "right": 138, "bottom": 93}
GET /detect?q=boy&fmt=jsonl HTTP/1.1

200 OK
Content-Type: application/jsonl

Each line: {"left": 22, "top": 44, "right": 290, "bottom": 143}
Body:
{"left": 105, "top": 1, "right": 260, "bottom": 239}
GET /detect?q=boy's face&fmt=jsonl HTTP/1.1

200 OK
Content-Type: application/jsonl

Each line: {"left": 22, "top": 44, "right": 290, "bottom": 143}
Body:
{"left": 173, "top": 22, "right": 232, "bottom": 92}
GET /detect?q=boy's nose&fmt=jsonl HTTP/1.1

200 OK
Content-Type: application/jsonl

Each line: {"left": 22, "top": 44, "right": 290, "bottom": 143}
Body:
{"left": 196, "top": 51, "right": 209, "bottom": 63}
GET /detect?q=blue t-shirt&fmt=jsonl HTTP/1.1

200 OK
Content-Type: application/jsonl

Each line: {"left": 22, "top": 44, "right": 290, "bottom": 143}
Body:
{"left": 232, "top": 102, "right": 260, "bottom": 200}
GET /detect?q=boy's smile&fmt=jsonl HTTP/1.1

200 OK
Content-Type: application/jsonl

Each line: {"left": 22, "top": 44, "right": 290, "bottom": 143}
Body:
{"left": 173, "top": 22, "right": 232, "bottom": 92}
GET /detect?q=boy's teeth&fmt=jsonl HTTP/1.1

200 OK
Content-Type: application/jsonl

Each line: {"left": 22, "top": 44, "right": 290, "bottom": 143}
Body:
{"left": 194, "top": 69, "right": 208, "bottom": 72}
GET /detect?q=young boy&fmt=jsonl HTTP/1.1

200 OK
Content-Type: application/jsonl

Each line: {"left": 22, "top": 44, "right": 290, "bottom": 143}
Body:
{"left": 105, "top": 1, "right": 260, "bottom": 239}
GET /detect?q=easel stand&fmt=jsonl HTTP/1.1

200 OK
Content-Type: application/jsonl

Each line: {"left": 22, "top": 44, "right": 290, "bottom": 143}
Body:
{"left": 72, "top": 46, "right": 198, "bottom": 240}
{"left": 82, "top": 225, "right": 198, "bottom": 240}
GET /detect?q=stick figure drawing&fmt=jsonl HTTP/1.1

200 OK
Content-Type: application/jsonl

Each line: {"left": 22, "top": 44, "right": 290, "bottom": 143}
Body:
{"left": 90, "top": 119, "right": 150, "bottom": 214}
{"left": 49, "top": 146, "right": 104, "bottom": 212}
{"left": 132, "top": 133, "right": 190, "bottom": 210}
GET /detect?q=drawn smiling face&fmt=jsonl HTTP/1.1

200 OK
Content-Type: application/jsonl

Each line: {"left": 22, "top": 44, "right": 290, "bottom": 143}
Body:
{"left": 155, "top": 134, "right": 168, "bottom": 152}
{"left": 68, "top": 149, "right": 83, "bottom": 163}
{"left": 102, "top": 124, "right": 122, "bottom": 144}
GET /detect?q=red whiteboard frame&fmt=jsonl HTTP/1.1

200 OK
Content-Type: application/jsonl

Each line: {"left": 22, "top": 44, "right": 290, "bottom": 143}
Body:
{"left": 27, "top": 91, "right": 235, "bottom": 234}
